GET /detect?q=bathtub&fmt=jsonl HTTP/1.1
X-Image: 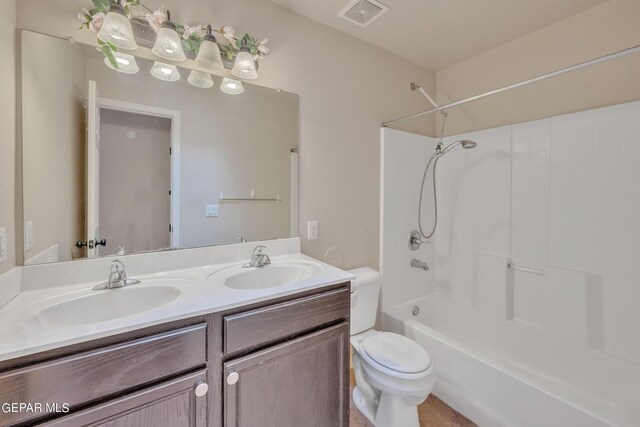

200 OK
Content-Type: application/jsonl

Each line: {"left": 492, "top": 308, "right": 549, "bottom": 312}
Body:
{"left": 383, "top": 295, "right": 637, "bottom": 427}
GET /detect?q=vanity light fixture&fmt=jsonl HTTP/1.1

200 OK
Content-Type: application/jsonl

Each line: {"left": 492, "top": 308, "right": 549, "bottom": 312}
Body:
{"left": 96, "top": 0, "right": 138, "bottom": 50}
{"left": 151, "top": 10, "right": 187, "bottom": 62}
{"left": 231, "top": 47, "right": 258, "bottom": 80}
{"left": 151, "top": 61, "right": 181, "bottom": 82}
{"left": 188, "top": 70, "right": 214, "bottom": 89}
{"left": 195, "top": 25, "right": 224, "bottom": 71}
{"left": 220, "top": 77, "right": 244, "bottom": 95}
{"left": 104, "top": 52, "right": 139, "bottom": 74}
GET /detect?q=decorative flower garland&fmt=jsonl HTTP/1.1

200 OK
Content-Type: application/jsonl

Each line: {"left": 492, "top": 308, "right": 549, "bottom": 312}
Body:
{"left": 78, "top": 0, "right": 270, "bottom": 70}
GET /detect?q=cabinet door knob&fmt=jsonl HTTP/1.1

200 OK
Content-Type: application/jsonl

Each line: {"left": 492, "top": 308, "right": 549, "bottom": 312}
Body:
{"left": 227, "top": 372, "right": 239, "bottom": 385}
{"left": 195, "top": 382, "right": 209, "bottom": 397}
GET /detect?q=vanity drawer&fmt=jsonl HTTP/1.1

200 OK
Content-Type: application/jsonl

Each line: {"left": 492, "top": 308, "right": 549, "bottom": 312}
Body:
{"left": 224, "top": 286, "right": 349, "bottom": 356}
{"left": 0, "top": 323, "right": 207, "bottom": 426}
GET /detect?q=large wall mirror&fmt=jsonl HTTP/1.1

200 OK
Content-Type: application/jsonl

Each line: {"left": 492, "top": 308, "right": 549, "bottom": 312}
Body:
{"left": 21, "top": 30, "right": 299, "bottom": 265}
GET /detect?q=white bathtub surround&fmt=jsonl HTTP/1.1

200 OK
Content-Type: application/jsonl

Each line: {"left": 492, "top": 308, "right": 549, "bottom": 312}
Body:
{"left": 379, "top": 128, "right": 437, "bottom": 310}
{"left": 0, "top": 237, "right": 354, "bottom": 362}
{"left": 385, "top": 302, "right": 629, "bottom": 427}
{"left": 380, "top": 100, "right": 640, "bottom": 427}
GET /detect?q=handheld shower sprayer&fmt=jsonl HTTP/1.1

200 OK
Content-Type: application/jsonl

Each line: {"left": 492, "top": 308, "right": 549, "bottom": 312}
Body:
{"left": 411, "top": 138, "right": 477, "bottom": 250}
{"left": 407, "top": 83, "right": 479, "bottom": 251}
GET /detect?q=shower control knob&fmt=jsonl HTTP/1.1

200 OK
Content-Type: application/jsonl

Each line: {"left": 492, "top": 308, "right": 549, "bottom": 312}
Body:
{"left": 227, "top": 372, "right": 239, "bottom": 385}
{"left": 408, "top": 230, "right": 429, "bottom": 251}
{"left": 194, "top": 382, "right": 209, "bottom": 397}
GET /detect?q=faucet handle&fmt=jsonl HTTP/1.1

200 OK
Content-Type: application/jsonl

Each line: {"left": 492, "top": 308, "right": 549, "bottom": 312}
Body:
{"left": 253, "top": 245, "right": 266, "bottom": 255}
{"left": 109, "top": 260, "right": 126, "bottom": 283}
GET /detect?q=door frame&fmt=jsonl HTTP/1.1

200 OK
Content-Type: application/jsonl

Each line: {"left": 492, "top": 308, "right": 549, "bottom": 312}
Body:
{"left": 97, "top": 97, "right": 181, "bottom": 249}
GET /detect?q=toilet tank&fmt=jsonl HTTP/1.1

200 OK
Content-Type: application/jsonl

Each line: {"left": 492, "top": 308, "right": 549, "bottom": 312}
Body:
{"left": 348, "top": 267, "right": 381, "bottom": 336}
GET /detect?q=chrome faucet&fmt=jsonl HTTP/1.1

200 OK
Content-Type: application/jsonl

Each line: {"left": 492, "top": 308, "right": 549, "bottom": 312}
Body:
{"left": 93, "top": 260, "right": 141, "bottom": 290}
{"left": 243, "top": 245, "right": 271, "bottom": 268}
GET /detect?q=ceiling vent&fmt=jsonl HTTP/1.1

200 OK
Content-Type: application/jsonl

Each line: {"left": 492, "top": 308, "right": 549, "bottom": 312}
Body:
{"left": 338, "top": 0, "right": 389, "bottom": 28}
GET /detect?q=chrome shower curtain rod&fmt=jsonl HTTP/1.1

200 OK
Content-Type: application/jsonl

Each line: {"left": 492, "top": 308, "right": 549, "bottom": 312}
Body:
{"left": 382, "top": 44, "right": 640, "bottom": 128}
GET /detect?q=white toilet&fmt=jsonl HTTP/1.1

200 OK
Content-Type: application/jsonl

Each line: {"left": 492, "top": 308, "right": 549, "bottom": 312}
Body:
{"left": 349, "top": 267, "right": 435, "bottom": 427}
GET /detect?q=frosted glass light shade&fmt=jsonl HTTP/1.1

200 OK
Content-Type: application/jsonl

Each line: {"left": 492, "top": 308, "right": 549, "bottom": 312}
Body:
{"left": 152, "top": 24, "right": 186, "bottom": 62}
{"left": 220, "top": 78, "right": 244, "bottom": 95}
{"left": 188, "top": 70, "right": 214, "bottom": 89}
{"left": 151, "top": 62, "right": 180, "bottom": 82}
{"left": 97, "top": 4, "right": 138, "bottom": 51}
{"left": 195, "top": 38, "right": 224, "bottom": 71}
{"left": 231, "top": 48, "right": 258, "bottom": 80}
{"left": 104, "top": 52, "right": 139, "bottom": 74}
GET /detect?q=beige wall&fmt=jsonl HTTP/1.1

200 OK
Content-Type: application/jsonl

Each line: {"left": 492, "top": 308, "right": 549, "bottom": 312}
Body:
{"left": 436, "top": 0, "right": 640, "bottom": 135}
{"left": 0, "top": 0, "right": 16, "bottom": 274}
{"left": 99, "top": 110, "right": 171, "bottom": 256}
{"left": 16, "top": 0, "right": 436, "bottom": 270}
{"left": 22, "top": 31, "right": 87, "bottom": 263}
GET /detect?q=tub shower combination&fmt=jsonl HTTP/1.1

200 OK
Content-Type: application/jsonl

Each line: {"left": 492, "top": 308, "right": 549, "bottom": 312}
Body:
{"left": 379, "top": 54, "right": 640, "bottom": 425}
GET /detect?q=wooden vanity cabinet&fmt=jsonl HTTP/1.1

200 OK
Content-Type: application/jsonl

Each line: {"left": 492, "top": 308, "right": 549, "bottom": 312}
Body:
{"left": 0, "top": 282, "right": 350, "bottom": 427}
{"left": 223, "top": 323, "right": 349, "bottom": 427}
{"left": 39, "top": 370, "right": 209, "bottom": 427}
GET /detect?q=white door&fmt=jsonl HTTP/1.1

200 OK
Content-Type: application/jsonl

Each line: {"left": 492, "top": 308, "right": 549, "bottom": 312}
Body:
{"left": 86, "top": 80, "right": 101, "bottom": 258}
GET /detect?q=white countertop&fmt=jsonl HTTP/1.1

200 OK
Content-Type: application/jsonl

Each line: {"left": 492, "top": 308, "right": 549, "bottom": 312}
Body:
{"left": 0, "top": 253, "right": 354, "bottom": 363}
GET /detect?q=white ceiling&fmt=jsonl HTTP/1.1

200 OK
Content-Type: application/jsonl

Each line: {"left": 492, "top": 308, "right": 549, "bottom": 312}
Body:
{"left": 271, "top": 0, "right": 609, "bottom": 71}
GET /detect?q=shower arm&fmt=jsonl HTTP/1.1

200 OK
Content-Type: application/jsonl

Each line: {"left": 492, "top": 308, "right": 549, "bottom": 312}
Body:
{"left": 384, "top": 44, "right": 640, "bottom": 127}
{"left": 410, "top": 82, "right": 439, "bottom": 109}
{"left": 410, "top": 83, "right": 449, "bottom": 150}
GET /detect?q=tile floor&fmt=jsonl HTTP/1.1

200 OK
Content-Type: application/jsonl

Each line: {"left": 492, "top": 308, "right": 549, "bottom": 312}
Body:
{"left": 349, "top": 369, "right": 476, "bottom": 427}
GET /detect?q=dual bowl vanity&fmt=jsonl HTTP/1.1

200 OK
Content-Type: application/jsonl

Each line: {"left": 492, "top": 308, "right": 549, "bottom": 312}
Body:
{"left": 0, "top": 243, "right": 354, "bottom": 427}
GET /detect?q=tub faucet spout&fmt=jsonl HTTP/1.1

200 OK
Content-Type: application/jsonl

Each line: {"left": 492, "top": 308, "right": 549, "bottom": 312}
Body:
{"left": 411, "top": 259, "right": 429, "bottom": 271}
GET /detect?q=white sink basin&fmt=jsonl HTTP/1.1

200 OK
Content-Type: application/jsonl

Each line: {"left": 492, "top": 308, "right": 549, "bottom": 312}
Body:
{"left": 207, "top": 260, "right": 323, "bottom": 290}
{"left": 22, "top": 285, "right": 182, "bottom": 330}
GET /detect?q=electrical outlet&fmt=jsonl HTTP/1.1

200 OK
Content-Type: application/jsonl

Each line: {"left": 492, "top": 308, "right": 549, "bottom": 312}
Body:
{"left": 206, "top": 205, "right": 219, "bottom": 217}
{"left": 25, "top": 221, "right": 34, "bottom": 252}
{"left": 0, "top": 228, "right": 6, "bottom": 263}
{"left": 307, "top": 221, "right": 318, "bottom": 240}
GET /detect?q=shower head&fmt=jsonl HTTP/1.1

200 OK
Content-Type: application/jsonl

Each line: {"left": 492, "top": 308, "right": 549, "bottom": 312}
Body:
{"left": 461, "top": 140, "right": 477, "bottom": 149}
{"left": 440, "top": 139, "right": 477, "bottom": 155}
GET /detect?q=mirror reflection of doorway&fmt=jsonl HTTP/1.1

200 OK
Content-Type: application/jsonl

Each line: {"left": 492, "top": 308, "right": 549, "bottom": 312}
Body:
{"left": 99, "top": 109, "right": 172, "bottom": 256}
{"left": 86, "top": 88, "right": 181, "bottom": 258}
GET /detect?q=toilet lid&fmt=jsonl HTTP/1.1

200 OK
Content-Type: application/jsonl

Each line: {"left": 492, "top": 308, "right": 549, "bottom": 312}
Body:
{"left": 362, "top": 332, "right": 431, "bottom": 374}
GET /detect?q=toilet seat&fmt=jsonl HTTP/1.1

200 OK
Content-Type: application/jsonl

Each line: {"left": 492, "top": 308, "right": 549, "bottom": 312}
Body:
{"left": 361, "top": 332, "right": 431, "bottom": 375}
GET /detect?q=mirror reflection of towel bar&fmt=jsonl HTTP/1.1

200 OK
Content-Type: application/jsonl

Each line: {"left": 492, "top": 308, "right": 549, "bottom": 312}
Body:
{"left": 219, "top": 192, "right": 281, "bottom": 203}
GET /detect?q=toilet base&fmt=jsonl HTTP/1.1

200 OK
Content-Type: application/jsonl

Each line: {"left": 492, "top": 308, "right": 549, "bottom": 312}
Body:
{"left": 374, "top": 392, "right": 420, "bottom": 427}
{"left": 353, "top": 385, "right": 423, "bottom": 427}
{"left": 353, "top": 387, "right": 377, "bottom": 425}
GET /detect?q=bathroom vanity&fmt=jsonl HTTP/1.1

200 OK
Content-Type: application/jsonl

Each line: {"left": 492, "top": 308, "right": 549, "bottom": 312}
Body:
{"left": 0, "top": 246, "right": 353, "bottom": 427}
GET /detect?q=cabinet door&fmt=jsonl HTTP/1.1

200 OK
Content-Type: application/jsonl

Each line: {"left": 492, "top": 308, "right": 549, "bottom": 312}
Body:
{"left": 40, "top": 370, "right": 208, "bottom": 427}
{"left": 224, "top": 323, "right": 349, "bottom": 427}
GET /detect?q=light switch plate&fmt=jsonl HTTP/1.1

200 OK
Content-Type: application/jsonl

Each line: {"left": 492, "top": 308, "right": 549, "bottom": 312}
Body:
{"left": 0, "top": 227, "right": 6, "bottom": 263}
{"left": 25, "top": 221, "right": 34, "bottom": 252}
{"left": 206, "top": 205, "right": 219, "bottom": 217}
{"left": 307, "top": 221, "right": 318, "bottom": 240}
